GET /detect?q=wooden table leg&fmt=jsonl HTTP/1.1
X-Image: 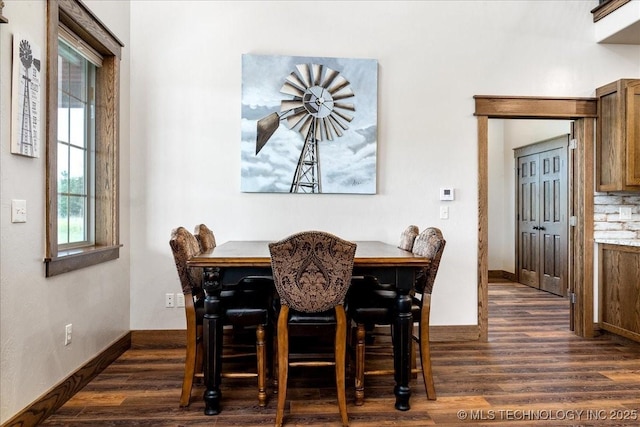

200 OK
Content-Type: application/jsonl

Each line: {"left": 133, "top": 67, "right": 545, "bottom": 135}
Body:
{"left": 203, "top": 267, "right": 223, "bottom": 415}
{"left": 393, "top": 269, "right": 414, "bottom": 411}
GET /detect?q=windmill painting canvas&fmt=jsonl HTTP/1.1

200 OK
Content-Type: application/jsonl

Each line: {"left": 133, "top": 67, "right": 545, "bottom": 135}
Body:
{"left": 241, "top": 54, "right": 378, "bottom": 194}
{"left": 11, "top": 34, "right": 42, "bottom": 158}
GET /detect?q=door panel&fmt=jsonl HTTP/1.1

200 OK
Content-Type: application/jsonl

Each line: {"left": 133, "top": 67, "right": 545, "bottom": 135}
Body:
{"left": 515, "top": 136, "right": 568, "bottom": 297}
{"left": 539, "top": 147, "right": 567, "bottom": 295}
{"left": 518, "top": 154, "right": 540, "bottom": 288}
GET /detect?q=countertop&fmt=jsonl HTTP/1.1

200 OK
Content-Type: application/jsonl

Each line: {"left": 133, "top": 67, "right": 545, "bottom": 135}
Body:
{"left": 595, "top": 239, "right": 640, "bottom": 247}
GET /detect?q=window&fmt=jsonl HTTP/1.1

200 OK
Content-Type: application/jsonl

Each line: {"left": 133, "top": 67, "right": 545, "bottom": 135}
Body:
{"left": 57, "top": 37, "right": 97, "bottom": 248}
{"left": 45, "top": 0, "right": 123, "bottom": 277}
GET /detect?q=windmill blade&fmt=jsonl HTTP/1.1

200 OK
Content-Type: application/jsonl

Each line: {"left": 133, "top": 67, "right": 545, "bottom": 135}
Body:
{"left": 281, "top": 81, "right": 305, "bottom": 98}
{"left": 296, "top": 64, "right": 312, "bottom": 89}
{"left": 332, "top": 108, "right": 354, "bottom": 123}
{"left": 298, "top": 115, "right": 313, "bottom": 137}
{"left": 256, "top": 112, "right": 281, "bottom": 154}
{"left": 327, "top": 115, "right": 344, "bottom": 137}
{"left": 321, "top": 68, "right": 339, "bottom": 89}
{"left": 334, "top": 102, "right": 355, "bottom": 112}
{"left": 311, "top": 64, "right": 323, "bottom": 86}
{"left": 281, "top": 99, "right": 304, "bottom": 111}
{"left": 314, "top": 118, "right": 324, "bottom": 141}
{"left": 327, "top": 74, "right": 350, "bottom": 95}
{"left": 331, "top": 87, "right": 355, "bottom": 101}
{"left": 286, "top": 108, "right": 308, "bottom": 129}
{"left": 285, "top": 72, "right": 307, "bottom": 93}
{"left": 322, "top": 117, "right": 333, "bottom": 141}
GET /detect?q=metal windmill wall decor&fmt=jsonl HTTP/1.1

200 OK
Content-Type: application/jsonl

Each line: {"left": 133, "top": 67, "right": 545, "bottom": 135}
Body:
{"left": 11, "top": 34, "right": 41, "bottom": 158}
{"left": 241, "top": 54, "right": 378, "bottom": 194}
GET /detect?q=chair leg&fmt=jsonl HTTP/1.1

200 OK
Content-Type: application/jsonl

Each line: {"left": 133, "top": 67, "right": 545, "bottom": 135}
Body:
{"left": 354, "top": 323, "right": 365, "bottom": 406}
{"left": 419, "top": 297, "right": 436, "bottom": 400}
{"left": 180, "top": 328, "right": 197, "bottom": 407}
{"left": 256, "top": 324, "right": 267, "bottom": 407}
{"left": 272, "top": 324, "right": 278, "bottom": 394}
{"left": 335, "top": 306, "right": 349, "bottom": 427}
{"left": 275, "top": 306, "right": 289, "bottom": 427}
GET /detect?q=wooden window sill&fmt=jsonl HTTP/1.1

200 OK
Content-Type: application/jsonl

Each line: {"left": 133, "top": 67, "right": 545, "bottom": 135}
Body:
{"left": 45, "top": 244, "right": 122, "bottom": 277}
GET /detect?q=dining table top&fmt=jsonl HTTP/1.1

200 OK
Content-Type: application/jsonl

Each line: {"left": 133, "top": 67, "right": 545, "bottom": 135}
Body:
{"left": 187, "top": 240, "right": 431, "bottom": 268}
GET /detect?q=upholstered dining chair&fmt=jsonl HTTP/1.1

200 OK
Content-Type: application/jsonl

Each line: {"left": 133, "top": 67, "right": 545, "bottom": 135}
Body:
{"left": 170, "top": 226, "right": 270, "bottom": 408}
{"left": 351, "top": 225, "right": 420, "bottom": 293}
{"left": 194, "top": 223, "right": 275, "bottom": 375}
{"left": 398, "top": 224, "right": 419, "bottom": 251}
{"left": 194, "top": 223, "right": 216, "bottom": 251}
{"left": 269, "top": 231, "right": 357, "bottom": 427}
{"left": 349, "top": 227, "right": 446, "bottom": 405}
{"left": 169, "top": 227, "right": 206, "bottom": 407}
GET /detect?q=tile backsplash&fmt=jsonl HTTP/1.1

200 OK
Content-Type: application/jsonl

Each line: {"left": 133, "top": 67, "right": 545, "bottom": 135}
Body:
{"left": 594, "top": 194, "right": 640, "bottom": 241}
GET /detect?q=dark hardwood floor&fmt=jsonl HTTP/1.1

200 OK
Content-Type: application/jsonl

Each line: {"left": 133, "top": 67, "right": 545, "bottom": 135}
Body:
{"left": 42, "top": 282, "right": 640, "bottom": 426}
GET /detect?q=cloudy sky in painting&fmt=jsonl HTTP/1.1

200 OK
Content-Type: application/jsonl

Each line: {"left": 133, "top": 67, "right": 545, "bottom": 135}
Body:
{"left": 241, "top": 54, "right": 378, "bottom": 194}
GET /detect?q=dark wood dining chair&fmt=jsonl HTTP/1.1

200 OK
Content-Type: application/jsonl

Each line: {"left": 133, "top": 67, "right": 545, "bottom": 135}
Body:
{"left": 349, "top": 227, "right": 446, "bottom": 405}
{"left": 170, "top": 226, "right": 271, "bottom": 408}
{"left": 269, "top": 231, "right": 357, "bottom": 427}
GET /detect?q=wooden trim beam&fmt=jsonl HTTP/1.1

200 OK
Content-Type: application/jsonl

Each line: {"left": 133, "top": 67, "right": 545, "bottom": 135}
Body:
{"left": 591, "top": 0, "right": 631, "bottom": 22}
{"left": 474, "top": 96, "right": 597, "bottom": 119}
{"left": 477, "top": 115, "right": 489, "bottom": 342}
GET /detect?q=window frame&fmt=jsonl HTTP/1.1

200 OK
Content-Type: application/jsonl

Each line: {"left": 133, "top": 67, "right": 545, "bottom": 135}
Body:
{"left": 45, "top": 0, "right": 123, "bottom": 277}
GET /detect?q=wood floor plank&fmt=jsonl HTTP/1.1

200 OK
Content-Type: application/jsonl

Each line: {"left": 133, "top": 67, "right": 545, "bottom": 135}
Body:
{"left": 40, "top": 281, "right": 640, "bottom": 426}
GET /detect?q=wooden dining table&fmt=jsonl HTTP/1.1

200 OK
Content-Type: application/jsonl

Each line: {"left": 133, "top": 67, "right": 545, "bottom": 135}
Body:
{"left": 187, "top": 240, "right": 431, "bottom": 415}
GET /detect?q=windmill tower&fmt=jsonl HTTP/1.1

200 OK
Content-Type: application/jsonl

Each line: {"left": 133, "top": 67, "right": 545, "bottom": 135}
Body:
{"left": 19, "top": 39, "right": 34, "bottom": 156}
{"left": 255, "top": 63, "right": 355, "bottom": 193}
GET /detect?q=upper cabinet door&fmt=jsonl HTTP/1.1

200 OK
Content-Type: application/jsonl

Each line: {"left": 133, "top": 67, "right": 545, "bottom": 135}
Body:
{"left": 596, "top": 79, "right": 640, "bottom": 192}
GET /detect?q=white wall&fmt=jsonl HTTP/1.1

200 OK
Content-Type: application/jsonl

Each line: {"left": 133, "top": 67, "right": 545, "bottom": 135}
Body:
{"left": 2, "top": 0, "right": 639, "bottom": 422}
{"left": 0, "top": 0, "right": 130, "bottom": 422}
{"left": 488, "top": 120, "right": 572, "bottom": 273}
{"left": 129, "top": 0, "right": 639, "bottom": 332}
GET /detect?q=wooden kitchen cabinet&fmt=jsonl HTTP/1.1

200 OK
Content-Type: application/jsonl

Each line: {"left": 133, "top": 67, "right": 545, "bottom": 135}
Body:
{"left": 599, "top": 244, "right": 640, "bottom": 342}
{"left": 595, "top": 79, "right": 640, "bottom": 192}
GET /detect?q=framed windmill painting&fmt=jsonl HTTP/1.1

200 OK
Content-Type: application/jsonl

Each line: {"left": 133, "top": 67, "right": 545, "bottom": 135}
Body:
{"left": 11, "top": 34, "right": 42, "bottom": 157}
{"left": 241, "top": 54, "right": 378, "bottom": 194}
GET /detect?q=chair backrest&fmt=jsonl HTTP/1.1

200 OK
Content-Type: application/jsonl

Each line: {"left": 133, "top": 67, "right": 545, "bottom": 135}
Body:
{"left": 398, "top": 225, "right": 419, "bottom": 251}
{"left": 269, "top": 231, "right": 357, "bottom": 313}
{"left": 194, "top": 224, "right": 216, "bottom": 252}
{"left": 412, "top": 227, "right": 446, "bottom": 295}
{"left": 169, "top": 227, "right": 202, "bottom": 294}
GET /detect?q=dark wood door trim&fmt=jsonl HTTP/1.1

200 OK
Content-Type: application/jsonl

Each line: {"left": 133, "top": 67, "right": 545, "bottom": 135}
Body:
{"left": 475, "top": 96, "right": 597, "bottom": 340}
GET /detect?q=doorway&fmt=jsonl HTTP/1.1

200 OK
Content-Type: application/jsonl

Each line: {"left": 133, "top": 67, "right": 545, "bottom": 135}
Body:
{"left": 475, "top": 95, "right": 597, "bottom": 341}
{"left": 515, "top": 134, "right": 569, "bottom": 297}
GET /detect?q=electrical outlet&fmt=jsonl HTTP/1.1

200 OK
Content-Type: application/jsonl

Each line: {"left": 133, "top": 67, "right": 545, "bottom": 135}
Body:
{"left": 11, "top": 199, "right": 27, "bottom": 223}
{"left": 175, "top": 293, "right": 185, "bottom": 307}
{"left": 165, "top": 293, "right": 175, "bottom": 308}
{"left": 65, "top": 324, "right": 72, "bottom": 346}
{"left": 620, "top": 206, "right": 633, "bottom": 220}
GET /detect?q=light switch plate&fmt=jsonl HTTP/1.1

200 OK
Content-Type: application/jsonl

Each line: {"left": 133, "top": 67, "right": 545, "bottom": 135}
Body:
{"left": 11, "top": 200, "right": 27, "bottom": 223}
{"left": 440, "top": 205, "right": 449, "bottom": 219}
